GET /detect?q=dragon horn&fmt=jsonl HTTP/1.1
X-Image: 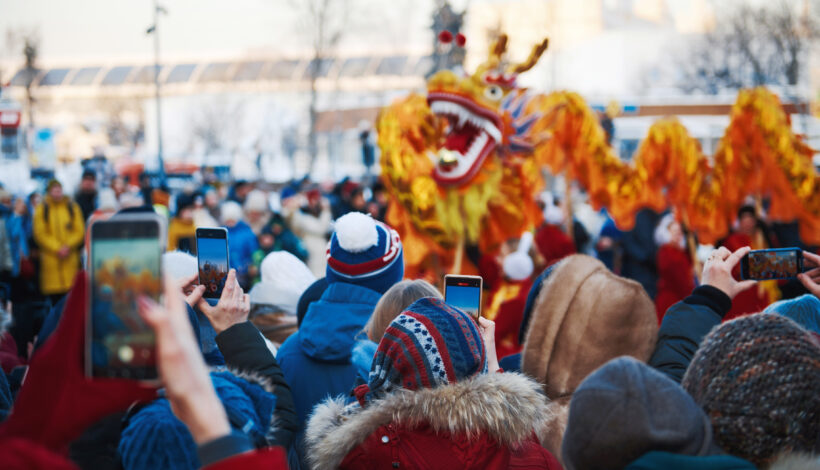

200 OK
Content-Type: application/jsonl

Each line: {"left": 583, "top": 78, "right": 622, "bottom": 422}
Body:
{"left": 485, "top": 33, "right": 508, "bottom": 68}
{"left": 509, "top": 38, "right": 549, "bottom": 75}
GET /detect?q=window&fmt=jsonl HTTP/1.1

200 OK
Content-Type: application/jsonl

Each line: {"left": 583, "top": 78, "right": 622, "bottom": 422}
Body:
{"left": 375, "top": 56, "right": 407, "bottom": 75}
{"left": 129, "top": 65, "right": 163, "bottom": 84}
{"left": 267, "top": 59, "right": 302, "bottom": 80}
{"left": 165, "top": 64, "right": 197, "bottom": 83}
{"left": 101, "top": 66, "right": 133, "bottom": 86}
{"left": 9, "top": 69, "right": 40, "bottom": 87}
{"left": 38, "top": 68, "right": 70, "bottom": 86}
{"left": 301, "top": 58, "right": 334, "bottom": 80}
{"left": 198, "top": 62, "right": 232, "bottom": 82}
{"left": 69, "top": 67, "right": 101, "bottom": 86}
{"left": 412, "top": 56, "right": 434, "bottom": 77}
{"left": 233, "top": 61, "right": 265, "bottom": 81}
{"left": 338, "top": 58, "right": 370, "bottom": 78}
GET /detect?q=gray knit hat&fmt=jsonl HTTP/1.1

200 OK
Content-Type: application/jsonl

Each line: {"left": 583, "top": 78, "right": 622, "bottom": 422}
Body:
{"left": 681, "top": 313, "right": 820, "bottom": 467}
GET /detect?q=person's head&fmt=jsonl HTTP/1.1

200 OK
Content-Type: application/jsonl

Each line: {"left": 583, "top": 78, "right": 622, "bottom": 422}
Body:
{"left": 243, "top": 189, "right": 269, "bottom": 222}
{"left": 162, "top": 251, "right": 197, "bottom": 281}
{"left": 365, "top": 280, "right": 441, "bottom": 342}
{"left": 12, "top": 196, "right": 27, "bottom": 216}
{"left": 119, "top": 190, "right": 145, "bottom": 209}
{"left": 204, "top": 189, "right": 219, "bottom": 209}
{"left": 96, "top": 188, "right": 119, "bottom": 213}
{"left": 367, "top": 297, "right": 486, "bottom": 397}
{"left": 521, "top": 254, "right": 657, "bottom": 456}
{"left": 326, "top": 212, "right": 404, "bottom": 294}
{"left": 220, "top": 201, "right": 243, "bottom": 228}
{"left": 256, "top": 251, "right": 316, "bottom": 314}
{"left": 654, "top": 213, "right": 684, "bottom": 249}
{"left": 46, "top": 179, "right": 64, "bottom": 201}
{"left": 502, "top": 232, "right": 535, "bottom": 282}
{"left": 111, "top": 176, "right": 126, "bottom": 196}
{"left": 233, "top": 180, "right": 252, "bottom": 201}
{"left": 139, "top": 172, "right": 151, "bottom": 188}
{"left": 80, "top": 170, "right": 97, "bottom": 192}
{"left": 562, "top": 356, "right": 723, "bottom": 470}
{"left": 737, "top": 205, "right": 757, "bottom": 235}
{"left": 763, "top": 294, "right": 820, "bottom": 335}
{"left": 258, "top": 231, "right": 275, "bottom": 250}
{"left": 175, "top": 194, "right": 195, "bottom": 222}
{"left": 681, "top": 313, "right": 820, "bottom": 467}
{"left": 350, "top": 187, "right": 366, "bottom": 211}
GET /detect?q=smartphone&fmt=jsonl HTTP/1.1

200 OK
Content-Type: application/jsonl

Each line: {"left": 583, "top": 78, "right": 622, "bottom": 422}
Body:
{"left": 87, "top": 214, "right": 164, "bottom": 380}
{"left": 740, "top": 248, "right": 804, "bottom": 281}
{"left": 444, "top": 275, "right": 483, "bottom": 320}
{"left": 196, "top": 227, "right": 229, "bottom": 303}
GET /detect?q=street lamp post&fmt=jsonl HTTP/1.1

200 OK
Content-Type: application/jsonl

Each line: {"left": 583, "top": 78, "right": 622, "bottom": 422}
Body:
{"left": 146, "top": 0, "right": 167, "bottom": 187}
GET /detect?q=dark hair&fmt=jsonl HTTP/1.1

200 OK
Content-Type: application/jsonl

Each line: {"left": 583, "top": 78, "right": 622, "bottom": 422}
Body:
{"left": 737, "top": 205, "right": 756, "bottom": 219}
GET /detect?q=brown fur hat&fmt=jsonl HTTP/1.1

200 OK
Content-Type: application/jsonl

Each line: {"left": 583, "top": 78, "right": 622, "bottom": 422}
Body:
{"left": 520, "top": 254, "right": 658, "bottom": 458}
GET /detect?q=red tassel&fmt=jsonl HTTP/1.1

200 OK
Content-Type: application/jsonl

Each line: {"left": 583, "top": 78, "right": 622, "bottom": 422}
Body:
{"left": 438, "top": 30, "right": 453, "bottom": 44}
{"left": 455, "top": 33, "right": 466, "bottom": 47}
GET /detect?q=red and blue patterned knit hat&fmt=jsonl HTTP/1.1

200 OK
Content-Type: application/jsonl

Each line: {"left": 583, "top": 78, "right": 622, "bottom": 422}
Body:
{"left": 326, "top": 212, "right": 404, "bottom": 294}
{"left": 366, "top": 297, "right": 487, "bottom": 396}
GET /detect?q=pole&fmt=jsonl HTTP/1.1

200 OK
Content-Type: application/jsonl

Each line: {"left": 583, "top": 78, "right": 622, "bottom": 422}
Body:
{"left": 153, "top": 0, "right": 166, "bottom": 187}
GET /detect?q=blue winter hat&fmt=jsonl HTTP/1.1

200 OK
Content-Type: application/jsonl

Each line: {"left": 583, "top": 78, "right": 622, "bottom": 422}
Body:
{"left": 763, "top": 294, "right": 820, "bottom": 334}
{"left": 326, "top": 212, "right": 404, "bottom": 294}
{"left": 119, "top": 371, "right": 276, "bottom": 470}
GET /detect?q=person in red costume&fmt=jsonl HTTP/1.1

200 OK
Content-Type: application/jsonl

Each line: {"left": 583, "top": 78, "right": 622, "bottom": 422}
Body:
{"left": 0, "top": 272, "right": 287, "bottom": 470}
{"left": 721, "top": 205, "right": 776, "bottom": 320}
{"left": 534, "top": 193, "right": 576, "bottom": 267}
{"left": 493, "top": 232, "right": 535, "bottom": 358}
{"left": 654, "top": 214, "right": 694, "bottom": 323}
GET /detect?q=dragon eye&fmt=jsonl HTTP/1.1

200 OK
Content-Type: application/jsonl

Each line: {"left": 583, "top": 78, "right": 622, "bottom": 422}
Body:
{"left": 484, "top": 85, "right": 503, "bottom": 101}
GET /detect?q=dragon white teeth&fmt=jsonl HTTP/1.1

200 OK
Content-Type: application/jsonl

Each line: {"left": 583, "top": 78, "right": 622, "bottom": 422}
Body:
{"left": 430, "top": 99, "right": 501, "bottom": 142}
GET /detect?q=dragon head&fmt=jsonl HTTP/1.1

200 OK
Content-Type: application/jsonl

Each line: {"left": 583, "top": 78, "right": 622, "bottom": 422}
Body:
{"left": 426, "top": 34, "right": 549, "bottom": 187}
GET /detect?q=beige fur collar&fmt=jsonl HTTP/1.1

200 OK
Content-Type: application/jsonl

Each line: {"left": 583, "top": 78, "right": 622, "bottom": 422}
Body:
{"left": 768, "top": 454, "right": 820, "bottom": 470}
{"left": 305, "top": 372, "right": 552, "bottom": 470}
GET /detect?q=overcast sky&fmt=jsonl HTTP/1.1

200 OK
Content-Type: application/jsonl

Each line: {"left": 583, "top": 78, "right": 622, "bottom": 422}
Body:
{"left": 0, "top": 0, "right": 455, "bottom": 63}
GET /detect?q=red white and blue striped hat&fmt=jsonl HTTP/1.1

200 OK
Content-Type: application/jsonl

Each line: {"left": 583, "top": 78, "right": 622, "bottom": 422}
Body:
{"left": 326, "top": 212, "right": 404, "bottom": 294}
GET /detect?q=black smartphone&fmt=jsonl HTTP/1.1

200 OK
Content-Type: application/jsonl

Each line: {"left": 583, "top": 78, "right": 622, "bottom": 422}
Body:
{"left": 444, "top": 274, "right": 483, "bottom": 320}
{"left": 740, "top": 248, "right": 804, "bottom": 281}
{"left": 87, "top": 214, "right": 164, "bottom": 380}
{"left": 196, "top": 227, "right": 229, "bottom": 302}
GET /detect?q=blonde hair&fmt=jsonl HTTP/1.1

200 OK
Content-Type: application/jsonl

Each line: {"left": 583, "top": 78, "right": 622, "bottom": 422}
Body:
{"left": 365, "top": 280, "right": 442, "bottom": 341}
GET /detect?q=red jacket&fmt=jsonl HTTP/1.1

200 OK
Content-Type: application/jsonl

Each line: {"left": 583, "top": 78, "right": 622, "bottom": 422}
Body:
{"left": 305, "top": 372, "right": 562, "bottom": 470}
{"left": 494, "top": 278, "right": 534, "bottom": 359}
{"left": 654, "top": 244, "right": 694, "bottom": 324}
{"left": 535, "top": 224, "right": 576, "bottom": 267}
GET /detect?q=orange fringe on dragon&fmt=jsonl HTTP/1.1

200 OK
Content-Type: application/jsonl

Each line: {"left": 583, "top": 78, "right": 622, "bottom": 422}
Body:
{"left": 378, "top": 33, "right": 820, "bottom": 279}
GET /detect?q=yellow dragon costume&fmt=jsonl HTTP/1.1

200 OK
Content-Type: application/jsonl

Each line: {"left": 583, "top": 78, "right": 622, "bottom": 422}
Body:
{"left": 379, "top": 33, "right": 820, "bottom": 278}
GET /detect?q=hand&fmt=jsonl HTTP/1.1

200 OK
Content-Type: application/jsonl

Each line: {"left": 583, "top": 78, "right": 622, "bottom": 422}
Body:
{"left": 701, "top": 246, "right": 756, "bottom": 299}
{"left": 196, "top": 269, "right": 250, "bottom": 334}
{"left": 477, "top": 317, "right": 500, "bottom": 372}
{"left": 798, "top": 251, "right": 820, "bottom": 297}
{"left": 178, "top": 274, "right": 206, "bottom": 308}
{"left": 57, "top": 245, "right": 70, "bottom": 259}
{"left": 138, "top": 276, "right": 231, "bottom": 444}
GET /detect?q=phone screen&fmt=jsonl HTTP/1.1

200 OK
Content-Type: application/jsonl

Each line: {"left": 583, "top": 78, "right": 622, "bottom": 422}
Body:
{"left": 444, "top": 276, "right": 482, "bottom": 320}
{"left": 744, "top": 249, "right": 801, "bottom": 280}
{"left": 89, "top": 218, "right": 161, "bottom": 379}
{"left": 197, "top": 230, "right": 229, "bottom": 299}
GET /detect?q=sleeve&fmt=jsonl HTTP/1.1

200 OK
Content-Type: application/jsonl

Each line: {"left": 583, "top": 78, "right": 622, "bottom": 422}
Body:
{"left": 197, "top": 431, "right": 254, "bottom": 468}
{"left": 33, "top": 205, "right": 61, "bottom": 254}
{"left": 648, "top": 285, "right": 731, "bottom": 382}
{"left": 215, "top": 322, "right": 298, "bottom": 450}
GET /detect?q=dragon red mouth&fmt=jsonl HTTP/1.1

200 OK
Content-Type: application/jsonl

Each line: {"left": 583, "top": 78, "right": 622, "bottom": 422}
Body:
{"left": 427, "top": 93, "right": 502, "bottom": 186}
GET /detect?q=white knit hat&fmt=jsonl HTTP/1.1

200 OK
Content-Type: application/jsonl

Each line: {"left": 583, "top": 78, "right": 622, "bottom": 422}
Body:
{"left": 220, "top": 201, "right": 243, "bottom": 224}
{"left": 97, "top": 188, "right": 119, "bottom": 212}
{"left": 503, "top": 232, "right": 535, "bottom": 281}
{"left": 243, "top": 189, "right": 269, "bottom": 214}
{"left": 541, "top": 192, "right": 565, "bottom": 226}
{"left": 252, "top": 251, "right": 317, "bottom": 315}
{"left": 162, "top": 251, "right": 198, "bottom": 281}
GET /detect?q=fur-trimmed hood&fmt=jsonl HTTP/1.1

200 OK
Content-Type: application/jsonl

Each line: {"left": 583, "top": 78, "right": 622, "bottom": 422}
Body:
{"left": 305, "top": 372, "right": 552, "bottom": 470}
{"left": 768, "top": 454, "right": 820, "bottom": 470}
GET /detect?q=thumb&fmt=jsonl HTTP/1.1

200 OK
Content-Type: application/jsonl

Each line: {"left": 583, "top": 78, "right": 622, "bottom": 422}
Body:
{"left": 186, "top": 285, "right": 206, "bottom": 306}
{"left": 734, "top": 280, "right": 757, "bottom": 296}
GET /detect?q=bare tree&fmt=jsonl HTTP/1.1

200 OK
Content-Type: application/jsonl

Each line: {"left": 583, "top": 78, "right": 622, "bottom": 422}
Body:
{"left": 287, "top": 0, "right": 351, "bottom": 176}
{"left": 677, "top": 0, "right": 818, "bottom": 94}
{"left": 188, "top": 96, "right": 246, "bottom": 158}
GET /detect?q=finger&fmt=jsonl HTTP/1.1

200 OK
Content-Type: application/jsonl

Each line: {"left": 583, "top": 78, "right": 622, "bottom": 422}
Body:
{"left": 714, "top": 246, "right": 733, "bottom": 261}
{"left": 138, "top": 295, "right": 165, "bottom": 329}
{"left": 802, "top": 266, "right": 820, "bottom": 278}
{"left": 180, "top": 273, "right": 199, "bottom": 289}
{"left": 725, "top": 246, "right": 752, "bottom": 269}
{"left": 734, "top": 279, "right": 757, "bottom": 295}
{"left": 803, "top": 251, "right": 820, "bottom": 268}
{"left": 220, "top": 270, "right": 237, "bottom": 304}
{"left": 798, "top": 273, "right": 820, "bottom": 295}
{"left": 242, "top": 293, "right": 250, "bottom": 314}
{"left": 186, "top": 285, "right": 206, "bottom": 306}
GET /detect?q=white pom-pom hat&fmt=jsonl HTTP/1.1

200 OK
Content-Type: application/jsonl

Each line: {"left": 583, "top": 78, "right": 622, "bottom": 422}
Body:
{"left": 325, "top": 212, "right": 404, "bottom": 294}
{"left": 503, "top": 232, "right": 535, "bottom": 281}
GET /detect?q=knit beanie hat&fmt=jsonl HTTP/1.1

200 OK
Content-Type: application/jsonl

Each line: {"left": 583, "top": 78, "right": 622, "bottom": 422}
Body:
{"left": 562, "top": 357, "right": 723, "bottom": 470}
{"left": 119, "top": 371, "right": 276, "bottom": 470}
{"left": 162, "top": 251, "right": 198, "bottom": 282}
{"left": 243, "top": 189, "right": 269, "bottom": 214}
{"left": 503, "top": 232, "right": 535, "bottom": 281}
{"left": 681, "top": 313, "right": 820, "bottom": 467}
{"left": 763, "top": 294, "right": 820, "bottom": 335}
{"left": 220, "top": 201, "right": 243, "bottom": 225}
{"left": 325, "top": 212, "right": 404, "bottom": 294}
{"left": 366, "top": 297, "right": 486, "bottom": 398}
{"left": 251, "top": 251, "right": 316, "bottom": 315}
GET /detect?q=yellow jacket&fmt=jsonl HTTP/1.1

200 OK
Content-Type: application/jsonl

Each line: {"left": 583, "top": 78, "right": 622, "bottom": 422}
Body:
{"left": 167, "top": 218, "right": 197, "bottom": 253}
{"left": 33, "top": 196, "right": 85, "bottom": 295}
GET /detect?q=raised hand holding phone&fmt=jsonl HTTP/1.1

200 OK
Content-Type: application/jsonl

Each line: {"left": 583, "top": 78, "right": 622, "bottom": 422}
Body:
{"left": 798, "top": 251, "right": 820, "bottom": 298}
{"left": 196, "top": 269, "right": 250, "bottom": 334}
{"left": 702, "top": 246, "right": 757, "bottom": 299}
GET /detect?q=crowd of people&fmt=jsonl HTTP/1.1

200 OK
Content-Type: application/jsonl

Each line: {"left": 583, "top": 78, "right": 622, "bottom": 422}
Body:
{"left": 0, "top": 170, "right": 818, "bottom": 469}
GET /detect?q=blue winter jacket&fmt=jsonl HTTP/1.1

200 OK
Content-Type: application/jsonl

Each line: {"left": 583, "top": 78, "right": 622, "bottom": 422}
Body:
{"left": 0, "top": 205, "right": 28, "bottom": 277}
{"left": 224, "top": 221, "right": 258, "bottom": 280}
{"left": 277, "top": 281, "right": 381, "bottom": 468}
